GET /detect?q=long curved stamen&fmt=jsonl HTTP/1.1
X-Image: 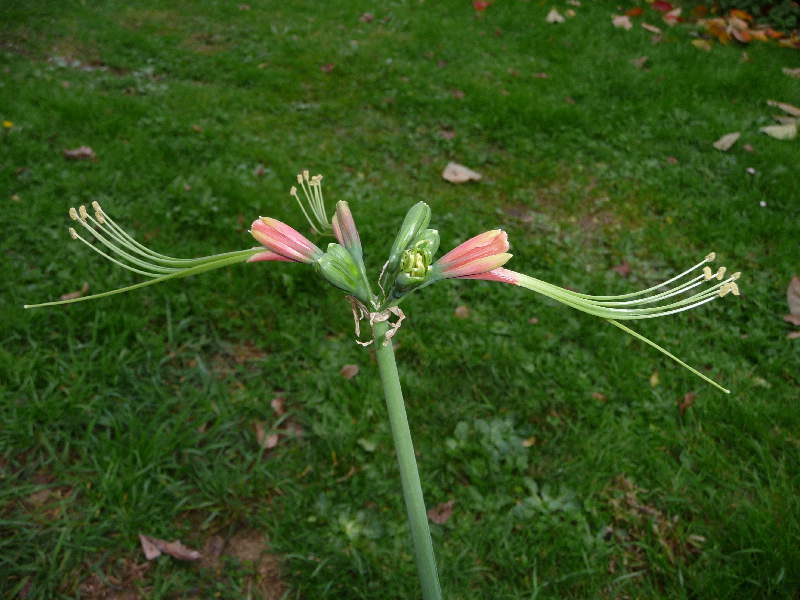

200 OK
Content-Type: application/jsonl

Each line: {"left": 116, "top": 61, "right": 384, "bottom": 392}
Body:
{"left": 290, "top": 170, "right": 331, "bottom": 234}
{"left": 24, "top": 205, "right": 263, "bottom": 309}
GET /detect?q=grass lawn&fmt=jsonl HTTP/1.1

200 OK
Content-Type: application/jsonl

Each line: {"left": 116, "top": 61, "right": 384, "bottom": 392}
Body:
{"left": 2, "top": 0, "right": 799, "bottom": 598}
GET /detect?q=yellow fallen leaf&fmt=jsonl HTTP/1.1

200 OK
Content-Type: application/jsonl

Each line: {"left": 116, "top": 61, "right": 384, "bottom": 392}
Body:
{"left": 612, "top": 14, "right": 633, "bottom": 30}
{"left": 760, "top": 123, "right": 797, "bottom": 140}
{"left": 546, "top": 8, "right": 565, "bottom": 23}
{"left": 712, "top": 132, "right": 740, "bottom": 151}
{"left": 691, "top": 39, "right": 712, "bottom": 51}
{"left": 767, "top": 100, "right": 800, "bottom": 118}
{"left": 442, "top": 162, "right": 482, "bottom": 183}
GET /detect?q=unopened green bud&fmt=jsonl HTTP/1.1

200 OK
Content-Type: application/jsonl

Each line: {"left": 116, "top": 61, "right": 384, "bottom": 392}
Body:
{"left": 387, "top": 202, "right": 431, "bottom": 265}
{"left": 316, "top": 243, "right": 370, "bottom": 302}
{"left": 411, "top": 228, "right": 439, "bottom": 257}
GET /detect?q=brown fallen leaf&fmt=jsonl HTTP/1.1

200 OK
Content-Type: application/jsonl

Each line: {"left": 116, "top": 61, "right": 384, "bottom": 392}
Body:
{"left": 271, "top": 396, "right": 286, "bottom": 416}
{"left": 713, "top": 132, "right": 740, "bottom": 151}
{"left": 663, "top": 7, "right": 681, "bottom": 26}
{"left": 139, "top": 534, "right": 201, "bottom": 561}
{"left": 630, "top": 56, "right": 649, "bottom": 69}
{"left": 320, "top": 63, "right": 335, "bottom": 73}
{"left": 642, "top": 22, "right": 661, "bottom": 34}
{"left": 546, "top": 9, "right": 565, "bottom": 24}
{"left": 786, "top": 276, "right": 800, "bottom": 324}
{"left": 238, "top": 4, "right": 250, "bottom": 10}
{"left": 253, "top": 421, "right": 280, "bottom": 449}
{"left": 691, "top": 39, "right": 712, "bottom": 51}
{"left": 359, "top": 12, "right": 374, "bottom": 23}
{"left": 788, "top": 331, "right": 800, "bottom": 340}
{"left": 565, "top": 9, "right": 576, "bottom": 17}
{"left": 63, "top": 146, "right": 96, "bottom": 160}
{"left": 783, "top": 67, "right": 800, "bottom": 79}
{"left": 522, "top": 436, "right": 537, "bottom": 447}
{"left": 767, "top": 100, "right": 800, "bottom": 118}
{"left": 340, "top": 364, "right": 359, "bottom": 379}
{"left": 454, "top": 305, "right": 471, "bottom": 319}
{"left": 450, "top": 88, "right": 465, "bottom": 99}
{"left": 743, "top": 144, "right": 754, "bottom": 152}
{"left": 442, "top": 162, "right": 482, "bottom": 183}
{"left": 678, "top": 392, "right": 696, "bottom": 416}
{"left": 439, "top": 128, "right": 456, "bottom": 140}
{"left": 533, "top": 72, "right": 550, "bottom": 78}
{"left": 427, "top": 499, "right": 455, "bottom": 524}
{"left": 591, "top": 392, "right": 608, "bottom": 402}
{"left": 528, "top": 317, "right": 539, "bottom": 324}
{"left": 612, "top": 15, "right": 633, "bottom": 30}
{"left": 612, "top": 261, "right": 631, "bottom": 277}
{"left": 649, "top": 371, "right": 660, "bottom": 387}
{"left": 773, "top": 115, "right": 798, "bottom": 125}
{"left": 60, "top": 282, "right": 89, "bottom": 301}
{"left": 760, "top": 123, "right": 797, "bottom": 140}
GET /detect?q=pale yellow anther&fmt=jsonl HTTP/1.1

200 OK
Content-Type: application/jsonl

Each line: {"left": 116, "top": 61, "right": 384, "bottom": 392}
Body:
{"left": 302, "top": 169, "right": 310, "bottom": 181}
{"left": 705, "top": 252, "right": 716, "bottom": 262}
{"left": 91, "top": 200, "right": 101, "bottom": 212}
{"left": 730, "top": 282, "right": 740, "bottom": 296}
{"left": 69, "top": 207, "right": 79, "bottom": 221}
{"left": 290, "top": 186, "right": 298, "bottom": 197}
{"left": 68, "top": 227, "right": 78, "bottom": 240}
{"left": 703, "top": 266, "right": 713, "bottom": 280}
{"left": 719, "top": 283, "right": 731, "bottom": 297}
{"left": 311, "top": 174, "right": 323, "bottom": 185}
{"left": 715, "top": 266, "right": 726, "bottom": 281}
{"left": 731, "top": 271, "right": 741, "bottom": 281}
{"left": 79, "top": 205, "right": 89, "bottom": 220}
{"left": 296, "top": 173, "right": 303, "bottom": 184}
{"left": 95, "top": 211, "right": 105, "bottom": 224}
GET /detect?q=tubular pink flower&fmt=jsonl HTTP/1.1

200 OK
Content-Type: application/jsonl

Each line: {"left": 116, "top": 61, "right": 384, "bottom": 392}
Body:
{"left": 247, "top": 250, "right": 294, "bottom": 263}
{"left": 434, "top": 230, "right": 512, "bottom": 279}
{"left": 332, "top": 201, "right": 362, "bottom": 255}
{"left": 250, "top": 217, "right": 323, "bottom": 264}
{"left": 460, "top": 267, "right": 520, "bottom": 285}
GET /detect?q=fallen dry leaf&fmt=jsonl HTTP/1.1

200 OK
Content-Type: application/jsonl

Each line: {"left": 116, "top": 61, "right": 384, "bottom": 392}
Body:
{"left": 612, "top": 14, "right": 633, "bottom": 30}
{"left": 653, "top": 0, "right": 673, "bottom": 11}
{"left": 340, "top": 364, "right": 359, "bottom": 379}
{"left": 454, "top": 305, "right": 471, "bottom": 319}
{"left": 787, "top": 276, "right": 800, "bottom": 317}
{"left": 783, "top": 67, "right": 800, "bottom": 79}
{"left": 359, "top": 12, "right": 374, "bottom": 22}
{"left": 439, "top": 128, "right": 456, "bottom": 140}
{"left": 691, "top": 39, "right": 712, "bottom": 51}
{"left": 743, "top": 144, "right": 754, "bottom": 152}
{"left": 565, "top": 8, "right": 576, "bottom": 17}
{"left": 784, "top": 314, "right": 800, "bottom": 326}
{"left": 788, "top": 331, "right": 800, "bottom": 340}
{"left": 630, "top": 56, "right": 649, "bottom": 69}
{"left": 612, "top": 261, "right": 631, "bottom": 277}
{"left": 592, "top": 392, "right": 608, "bottom": 402}
{"left": 63, "top": 146, "right": 96, "bottom": 160}
{"left": 60, "top": 282, "right": 89, "bottom": 301}
{"left": 625, "top": 6, "right": 643, "bottom": 17}
{"left": 442, "top": 162, "right": 482, "bottom": 183}
{"left": 522, "top": 436, "right": 537, "bottom": 447}
{"left": 528, "top": 317, "right": 539, "bottom": 324}
{"left": 730, "top": 9, "right": 753, "bottom": 21}
{"left": 713, "top": 132, "right": 740, "bottom": 151}
{"left": 139, "top": 535, "right": 201, "bottom": 561}
{"left": 473, "top": 0, "right": 491, "bottom": 11}
{"left": 546, "top": 8, "right": 565, "bottom": 24}
{"left": 427, "top": 500, "right": 455, "bottom": 524}
{"left": 760, "top": 123, "right": 797, "bottom": 140}
{"left": 254, "top": 421, "right": 280, "bottom": 449}
{"left": 773, "top": 115, "right": 798, "bottom": 125}
{"left": 320, "top": 63, "right": 335, "bottom": 73}
{"left": 767, "top": 100, "right": 800, "bottom": 118}
{"left": 663, "top": 7, "right": 681, "bottom": 26}
{"left": 678, "top": 392, "right": 696, "bottom": 416}
{"left": 642, "top": 22, "right": 662, "bottom": 34}
{"left": 649, "top": 371, "right": 660, "bottom": 387}
{"left": 533, "top": 72, "right": 550, "bottom": 78}
{"left": 450, "top": 88, "right": 465, "bottom": 99}
{"left": 270, "top": 396, "right": 286, "bottom": 416}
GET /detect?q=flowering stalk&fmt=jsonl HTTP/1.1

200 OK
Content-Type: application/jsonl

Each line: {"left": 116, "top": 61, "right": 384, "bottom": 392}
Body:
{"left": 372, "top": 319, "right": 442, "bottom": 600}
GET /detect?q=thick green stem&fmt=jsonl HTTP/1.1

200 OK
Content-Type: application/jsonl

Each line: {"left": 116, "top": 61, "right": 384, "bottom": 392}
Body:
{"left": 372, "top": 320, "right": 442, "bottom": 600}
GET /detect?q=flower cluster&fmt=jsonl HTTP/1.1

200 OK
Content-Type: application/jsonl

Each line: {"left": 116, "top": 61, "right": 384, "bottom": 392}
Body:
{"left": 26, "top": 171, "right": 742, "bottom": 391}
